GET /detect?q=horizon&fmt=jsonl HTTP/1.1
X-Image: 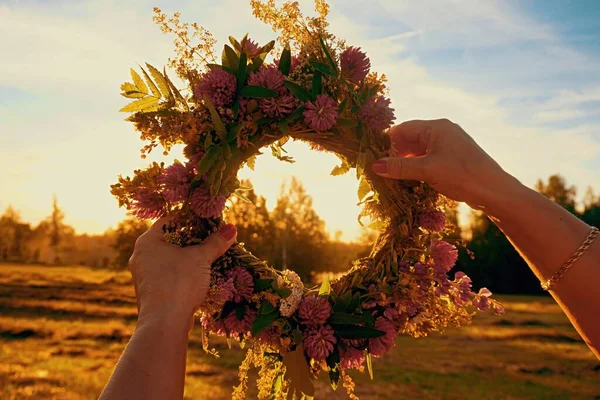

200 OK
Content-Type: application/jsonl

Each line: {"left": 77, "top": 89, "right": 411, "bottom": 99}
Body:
{"left": 1, "top": 0, "right": 599, "bottom": 241}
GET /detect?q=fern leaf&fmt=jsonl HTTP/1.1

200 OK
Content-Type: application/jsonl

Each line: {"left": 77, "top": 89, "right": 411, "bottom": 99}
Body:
{"left": 139, "top": 66, "right": 161, "bottom": 98}
{"left": 119, "top": 96, "right": 160, "bottom": 113}
{"left": 130, "top": 69, "right": 148, "bottom": 94}
{"left": 145, "top": 63, "right": 171, "bottom": 99}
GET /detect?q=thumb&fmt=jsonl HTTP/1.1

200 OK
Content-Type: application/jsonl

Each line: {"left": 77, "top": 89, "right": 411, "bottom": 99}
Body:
{"left": 188, "top": 223, "right": 237, "bottom": 263}
{"left": 371, "top": 156, "right": 429, "bottom": 181}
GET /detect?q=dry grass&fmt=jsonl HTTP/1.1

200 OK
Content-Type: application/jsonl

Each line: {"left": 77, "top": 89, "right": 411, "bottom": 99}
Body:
{"left": 1, "top": 264, "right": 599, "bottom": 399}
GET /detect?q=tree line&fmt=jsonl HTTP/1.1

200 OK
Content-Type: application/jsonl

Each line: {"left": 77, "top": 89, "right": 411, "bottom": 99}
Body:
{"left": 1, "top": 174, "right": 598, "bottom": 294}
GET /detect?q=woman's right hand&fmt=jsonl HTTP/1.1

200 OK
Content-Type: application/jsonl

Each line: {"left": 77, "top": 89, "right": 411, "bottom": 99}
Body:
{"left": 371, "top": 119, "right": 519, "bottom": 211}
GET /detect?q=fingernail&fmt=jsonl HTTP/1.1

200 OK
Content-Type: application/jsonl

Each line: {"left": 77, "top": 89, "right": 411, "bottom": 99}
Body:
{"left": 220, "top": 224, "right": 237, "bottom": 241}
{"left": 372, "top": 159, "right": 388, "bottom": 175}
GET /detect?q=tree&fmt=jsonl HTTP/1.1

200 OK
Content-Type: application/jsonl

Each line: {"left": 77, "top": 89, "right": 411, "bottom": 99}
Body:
{"left": 581, "top": 186, "right": 600, "bottom": 228}
{"left": 535, "top": 174, "right": 577, "bottom": 214}
{"left": 36, "top": 196, "right": 75, "bottom": 264}
{"left": 460, "top": 210, "right": 541, "bottom": 294}
{"left": 271, "top": 177, "right": 329, "bottom": 282}
{"left": 0, "top": 207, "right": 33, "bottom": 262}
{"left": 224, "top": 180, "right": 275, "bottom": 262}
{"left": 112, "top": 218, "right": 150, "bottom": 269}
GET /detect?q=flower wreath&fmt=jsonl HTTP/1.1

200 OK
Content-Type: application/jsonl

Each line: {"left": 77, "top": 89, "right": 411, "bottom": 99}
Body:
{"left": 111, "top": 2, "right": 503, "bottom": 398}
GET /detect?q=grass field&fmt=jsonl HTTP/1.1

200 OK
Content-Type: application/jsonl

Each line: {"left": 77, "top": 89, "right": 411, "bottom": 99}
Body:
{"left": 0, "top": 264, "right": 598, "bottom": 400}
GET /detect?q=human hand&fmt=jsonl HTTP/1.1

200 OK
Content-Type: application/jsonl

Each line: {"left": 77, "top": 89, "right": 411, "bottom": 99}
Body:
{"left": 128, "top": 219, "right": 237, "bottom": 325}
{"left": 372, "top": 119, "right": 518, "bottom": 210}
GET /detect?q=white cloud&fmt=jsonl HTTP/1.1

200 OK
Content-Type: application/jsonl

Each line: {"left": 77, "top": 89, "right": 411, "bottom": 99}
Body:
{"left": 1, "top": 0, "right": 599, "bottom": 238}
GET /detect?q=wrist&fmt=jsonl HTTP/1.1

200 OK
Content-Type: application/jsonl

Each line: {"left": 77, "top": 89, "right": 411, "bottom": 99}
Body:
{"left": 137, "top": 305, "right": 194, "bottom": 334}
{"left": 472, "top": 171, "right": 527, "bottom": 219}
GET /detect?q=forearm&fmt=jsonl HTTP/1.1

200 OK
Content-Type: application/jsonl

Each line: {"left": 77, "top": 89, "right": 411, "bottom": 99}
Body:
{"left": 482, "top": 173, "right": 600, "bottom": 358}
{"left": 99, "top": 313, "right": 191, "bottom": 400}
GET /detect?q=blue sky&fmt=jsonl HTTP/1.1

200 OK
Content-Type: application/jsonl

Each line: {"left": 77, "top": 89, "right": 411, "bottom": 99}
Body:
{"left": 1, "top": 0, "right": 599, "bottom": 239}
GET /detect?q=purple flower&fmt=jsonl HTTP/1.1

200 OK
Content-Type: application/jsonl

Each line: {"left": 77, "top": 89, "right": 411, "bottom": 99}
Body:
{"left": 194, "top": 69, "right": 236, "bottom": 107}
{"left": 157, "top": 162, "right": 192, "bottom": 202}
{"left": 216, "top": 276, "right": 236, "bottom": 303}
{"left": 248, "top": 66, "right": 296, "bottom": 118}
{"left": 358, "top": 95, "right": 395, "bottom": 132}
{"left": 430, "top": 241, "right": 458, "bottom": 272}
{"left": 341, "top": 47, "right": 370, "bottom": 82}
{"left": 189, "top": 187, "right": 226, "bottom": 218}
{"left": 248, "top": 66, "right": 285, "bottom": 92}
{"left": 368, "top": 317, "right": 397, "bottom": 357}
{"left": 224, "top": 307, "right": 257, "bottom": 337}
{"left": 303, "top": 94, "right": 339, "bottom": 132}
{"left": 241, "top": 37, "right": 261, "bottom": 58}
{"left": 259, "top": 94, "right": 296, "bottom": 119}
{"left": 130, "top": 188, "right": 166, "bottom": 220}
{"left": 340, "top": 341, "right": 365, "bottom": 370}
{"left": 493, "top": 303, "right": 505, "bottom": 315}
{"left": 419, "top": 210, "right": 446, "bottom": 232}
{"left": 225, "top": 266, "right": 255, "bottom": 303}
{"left": 298, "top": 295, "right": 331, "bottom": 325}
{"left": 303, "top": 325, "right": 337, "bottom": 361}
{"left": 472, "top": 287, "right": 493, "bottom": 311}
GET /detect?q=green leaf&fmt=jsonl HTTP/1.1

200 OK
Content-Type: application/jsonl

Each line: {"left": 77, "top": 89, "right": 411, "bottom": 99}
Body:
{"left": 259, "top": 300, "right": 277, "bottom": 315}
{"left": 119, "top": 96, "right": 159, "bottom": 113}
{"left": 312, "top": 71, "right": 322, "bottom": 97}
{"left": 318, "top": 275, "right": 330, "bottom": 296}
{"left": 326, "top": 346, "right": 341, "bottom": 390}
{"left": 232, "top": 98, "right": 241, "bottom": 119}
{"left": 284, "top": 81, "right": 312, "bottom": 102}
{"left": 251, "top": 311, "right": 279, "bottom": 335}
{"left": 332, "top": 325, "right": 386, "bottom": 339}
{"left": 361, "top": 309, "right": 375, "bottom": 326}
{"left": 255, "top": 278, "right": 274, "bottom": 292}
{"left": 337, "top": 118, "right": 358, "bottom": 128}
{"left": 320, "top": 37, "right": 337, "bottom": 72}
{"left": 358, "top": 176, "right": 371, "bottom": 201}
{"left": 145, "top": 63, "right": 171, "bottom": 99}
{"left": 288, "top": 106, "right": 305, "bottom": 120}
{"left": 239, "top": 85, "right": 278, "bottom": 98}
{"left": 333, "top": 291, "right": 353, "bottom": 312}
{"left": 211, "top": 169, "right": 224, "bottom": 199}
{"left": 309, "top": 60, "right": 337, "bottom": 77}
{"left": 196, "top": 146, "right": 222, "bottom": 176}
{"left": 229, "top": 36, "right": 242, "bottom": 52}
{"left": 202, "top": 95, "right": 226, "bottom": 140}
{"left": 327, "top": 312, "right": 365, "bottom": 325}
{"left": 226, "top": 123, "right": 242, "bottom": 143}
{"left": 279, "top": 119, "right": 289, "bottom": 135}
{"left": 237, "top": 52, "right": 247, "bottom": 93}
{"left": 259, "top": 40, "right": 276, "bottom": 55}
{"left": 130, "top": 69, "right": 148, "bottom": 94}
{"left": 207, "top": 63, "right": 236, "bottom": 75}
{"left": 278, "top": 45, "right": 292, "bottom": 76}
{"left": 223, "top": 45, "right": 239, "bottom": 72}
{"left": 276, "top": 287, "right": 291, "bottom": 297}
{"left": 235, "top": 305, "right": 246, "bottom": 320}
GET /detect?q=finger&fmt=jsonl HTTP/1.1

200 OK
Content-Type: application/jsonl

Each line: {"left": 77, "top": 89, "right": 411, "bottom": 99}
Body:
{"left": 372, "top": 156, "right": 429, "bottom": 181}
{"left": 187, "top": 223, "right": 237, "bottom": 263}
{"left": 389, "top": 120, "right": 432, "bottom": 157}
